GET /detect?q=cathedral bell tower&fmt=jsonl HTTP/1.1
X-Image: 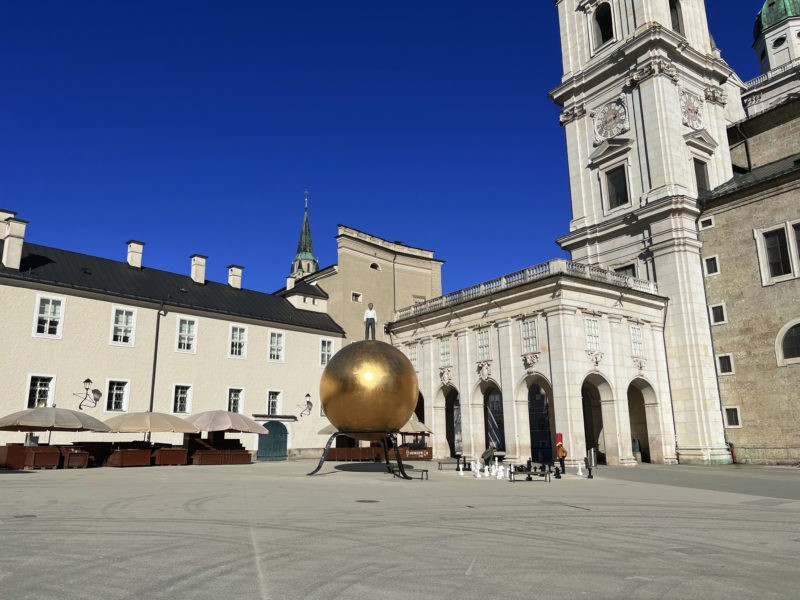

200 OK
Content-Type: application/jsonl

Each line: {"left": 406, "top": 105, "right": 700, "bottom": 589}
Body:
{"left": 289, "top": 193, "right": 319, "bottom": 279}
{"left": 550, "top": 0, "right": 745, "bottom": 464}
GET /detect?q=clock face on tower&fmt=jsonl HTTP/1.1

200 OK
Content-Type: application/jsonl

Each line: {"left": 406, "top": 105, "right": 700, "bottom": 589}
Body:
{"left": 594, "top": 100, "right": 628, "bottom": 139}
{"left": 680, "top": 90, "right": 703, "bottom": 129}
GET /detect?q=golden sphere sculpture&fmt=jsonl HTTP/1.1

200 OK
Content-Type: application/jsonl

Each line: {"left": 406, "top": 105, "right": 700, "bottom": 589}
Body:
{"left": 320, "top": 340, "right": 419, "bottom": 441}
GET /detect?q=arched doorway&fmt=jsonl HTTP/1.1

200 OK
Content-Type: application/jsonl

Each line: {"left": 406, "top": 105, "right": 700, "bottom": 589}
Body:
{"left": 414, "top": 392, "right": 425, "bottom": 423}
{"left": 257, "top": 421, "right": 287, "bottom": 461}
{"left": 484, "top": 387, "right": 505, "bottom": 453}
{"left": 528, "top": 383, "right": 555, "bottom": 462}
{"left": 581, "top": 380, "right": 606, "bottom": 464}
{"left": 627, "top": 378, "right": 663, "bottom": 463}
{"left": 444, "top": 388, "right": 462, "bottom": 457}
{"left": 627, "top": 383, "right": 650, "bottom": 462}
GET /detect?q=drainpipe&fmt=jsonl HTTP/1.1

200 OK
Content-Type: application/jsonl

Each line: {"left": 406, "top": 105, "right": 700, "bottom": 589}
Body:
{"left": 148, "top": 302, "right": 168, "bottom": 430}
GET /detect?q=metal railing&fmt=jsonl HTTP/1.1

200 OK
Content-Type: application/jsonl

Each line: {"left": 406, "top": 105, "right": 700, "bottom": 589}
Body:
{"left": 393, "top": 258, "right": 659, "bottom": 321}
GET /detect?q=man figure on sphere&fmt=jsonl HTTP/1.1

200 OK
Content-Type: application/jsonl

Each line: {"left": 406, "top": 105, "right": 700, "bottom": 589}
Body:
{"left": 364, "top": 302, "right": 377, "bottom": 340}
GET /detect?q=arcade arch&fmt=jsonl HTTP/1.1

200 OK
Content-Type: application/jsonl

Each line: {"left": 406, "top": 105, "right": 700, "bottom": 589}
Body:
{"left": 581, "top": 373, "right": 613, "bottom": 464}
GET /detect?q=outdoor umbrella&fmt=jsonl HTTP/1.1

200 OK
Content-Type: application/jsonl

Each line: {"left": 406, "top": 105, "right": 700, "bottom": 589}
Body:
{"left": 0, "top": 406, "right": 111, "bottom": 433}
{"left": 400, "top": 413, "right": 433, "bottom": 434}
{"left": 104, "top": 412, "right": 199, "bottom": 433}
{"left": 318, "top": 423, "right": 337, "bottom": 436}
{"left": 184, "top": 411, "right": 268, "bottom": 434}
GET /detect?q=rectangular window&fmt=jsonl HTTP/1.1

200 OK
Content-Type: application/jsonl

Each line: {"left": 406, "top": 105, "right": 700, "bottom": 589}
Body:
{"left": 106, "top": 380, "right": 128, "bottom": 412}
{"left": 717, "top": 354, "right": 734, "bottom": 374}
{"left": 477, "top": 329, "right": 491, "bottom": 361}
{"left": 704, "top": 256, "right": 719, "bottom": 276}
{"left": 440, "top": 337, "right": 452, "bottom": 367}
{"left": 724, "top": 407, "right": 741, "bottom": 428}
{"left": 267, "top": 390, "right": 281, "bottom": 415}
{"left": 522, "top": 320, "right": 538, "bottom": 354}
{"left": 585, "top": 318, "right": 600, "bottom": 351}
{"left": 606, "top": 165, "right": 629, "bottom": 209}
{"left": 631, "top": 325, "right": 644, "bottom": 357}
{"left": 173, "top": 385, "right": 191, "bottom": 414}
{"left": 794, "top": 224, "right": 800, "bottom": 261}
{"left": 764, "top": 228, "right": 791, "bottom": 278}
{"left": 111, "top": 308, "right": 135, "bottom": 346}
{"left": 699, "top": 217, "right": 715, "bottom": 230}
{"left": 710, "top": 304, "right": 727, "bottom": 324}
{"left": 176, "top": 318, "right": 197, "bottom": 352}
{"left": 614, "top": 264, "right": 636, "bottom": 278}
{"left": 320, "top": 338, "right": 333, "bottom": 366}
{"left": 269, "top": 331, "right": 285, "bottom": 361}
{"left": 408, "top": 344, "right": 418, "bottom": 370}
{"left": 351, "top": 292, "right": 362, "bottom": 303}
{"left": 693, "top": 158, "right": 709, "bottom": 194}
{"left": 228, "top": 388, "right": 242, "bottom": 413}
{"left": 34, "top": 296, "right": 63, "bottom": 338}
{"left": 229, "top": 325, "right": 247, "bottom": 358}
{"left": 27, "top": 376, "right": 53, "bottom": 408}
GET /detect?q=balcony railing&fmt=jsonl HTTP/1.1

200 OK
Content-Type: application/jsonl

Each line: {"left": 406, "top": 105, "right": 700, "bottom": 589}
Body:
{"left": 393, "top": 258, "right": 659, "bottom": 321}
{"left": 745, "top": 58, "right": 800, "bottom": 89}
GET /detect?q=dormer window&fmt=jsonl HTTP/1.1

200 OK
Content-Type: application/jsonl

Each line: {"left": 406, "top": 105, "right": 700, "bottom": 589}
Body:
{"left": 772, "top": 36, "right": 786, "bottom": 49}
{"left": 593, "top": 3, "right": 614, "bottom": 48}
{"left": 669, "top": 0, "right": 684, "bottom": 35}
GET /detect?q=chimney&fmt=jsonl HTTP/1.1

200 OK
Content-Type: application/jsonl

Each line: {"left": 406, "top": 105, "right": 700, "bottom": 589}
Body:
{"left": 286, "top": 275, "right": 295, "bottom": 290}
{"left": 2, "top": 217, "right": 28, "bottom": 270}
{"left": 227, "top": 265, "right": 244, "bottom": 289}
{"left": 126, "top": 240, "right": 145, "bottom": 269}
{"left": 0, "top": 209, "right": 17, "bottom": 223}
{"left": 190, "top": 254, "right": 207, "bottom": 284}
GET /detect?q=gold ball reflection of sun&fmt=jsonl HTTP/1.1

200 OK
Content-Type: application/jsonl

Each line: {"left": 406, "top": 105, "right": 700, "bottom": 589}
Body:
{"left": 320, "top": 340, "right": 419, "bottom": 441}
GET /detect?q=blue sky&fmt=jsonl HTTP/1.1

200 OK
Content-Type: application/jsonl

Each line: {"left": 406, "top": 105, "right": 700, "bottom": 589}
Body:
{"left": 1, "top": 1, "right": 763, "bottom": 296}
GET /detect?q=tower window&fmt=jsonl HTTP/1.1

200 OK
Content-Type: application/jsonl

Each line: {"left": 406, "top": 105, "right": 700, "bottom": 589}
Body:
{"left": 694, "top": 159, "right": 709, "bottom": 194}
{"left": 772, "top": 36, "right": 786, "bottom": 49}
{"left": 593, "top": 3, "right": 614, "bottom": 48}
{"left": 369, "top": 263, "right": 381, "bottom": 271}
{"left": 764, "top": 228, "right": 791, "bottom": 278}
{"left": 606, "top": 165, "right": 629, "bottom": 209}
{"left": 669, "top": 0, "right": 684, "bottom": 35}
{"left": 783, "top": 324, "right": 800, "bottom": 360}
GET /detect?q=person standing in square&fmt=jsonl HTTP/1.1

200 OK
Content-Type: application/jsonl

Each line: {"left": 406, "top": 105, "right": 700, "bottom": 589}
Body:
{"left": 364, "top": 302, "right": 377, "bottom": 340}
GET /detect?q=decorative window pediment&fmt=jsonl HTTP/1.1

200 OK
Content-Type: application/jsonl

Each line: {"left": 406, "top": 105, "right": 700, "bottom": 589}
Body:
{"left": 683, "top": 129, "right": 718, "bottom": 154}
{"left": 588, "top": 138, "right": 633, "bottom": 167}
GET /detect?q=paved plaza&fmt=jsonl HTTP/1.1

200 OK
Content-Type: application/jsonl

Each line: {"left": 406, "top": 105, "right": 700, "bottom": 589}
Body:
{"left": 1, "top": 461, "right": 799, "bottom": 600}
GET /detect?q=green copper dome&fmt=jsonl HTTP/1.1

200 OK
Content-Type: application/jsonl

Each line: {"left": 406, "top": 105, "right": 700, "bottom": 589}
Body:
{"left": 754, "top": 0, "right": 800, "bottom": 40}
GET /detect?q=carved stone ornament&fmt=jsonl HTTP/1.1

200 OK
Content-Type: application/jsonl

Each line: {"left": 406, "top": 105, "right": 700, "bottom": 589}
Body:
{"left": 680, "top": 89, "right": 703, "bottom": 129}
{"left": 704, "top": 85, "right": 728, "bottom": 107}
{"left": 559, "top": 104, "right": 586, "bottom": 126}
{"left": 439, "top": 367, "right": 452, "bottom": 387}
{"left": 633, "top": 357, "right": 647, "bottom": 371}
{"left": 522, "top": 353, "right": 541, "bottom": 374}
{"left": 627, "top": 57, "right": 679, "bottom": 88}
{"left": 592, "top": 98, "right": 629, "bottom": 144}
{"left": 477, "top": 361, "right": 492, "bottom": 382}
{"left": 586, "top": 350, "right": 604, "bottom": 369}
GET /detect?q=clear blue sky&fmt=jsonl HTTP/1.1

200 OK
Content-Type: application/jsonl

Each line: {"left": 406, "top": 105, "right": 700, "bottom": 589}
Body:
{"left": 1, "top": 1, "right": 762, "bottom": 297}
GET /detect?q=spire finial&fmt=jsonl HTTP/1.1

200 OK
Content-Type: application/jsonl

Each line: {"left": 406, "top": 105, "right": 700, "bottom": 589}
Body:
{"left": 304, "top": 189, "right": 309, "bottom": 209}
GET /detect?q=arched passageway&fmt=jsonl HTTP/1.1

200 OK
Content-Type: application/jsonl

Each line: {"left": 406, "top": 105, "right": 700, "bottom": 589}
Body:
{"left": 627, "top": 384, "right": 650, "bottom": 462}
{"left": 627, "top": 378, "right": 663, "bottom": 463}
{"left": 528, "top": 383, "right": 555, "bottom": 462}
{"left": 444, "top": 388, "right": 462, "bottom": 457}
{"left": 484, "top": 387, "right": 505, "bottom": 453}
{"left": 414, "top": 392, "right": 425, "bottom": 423}
{"left": 581, "top": 379, "right": 607, "bottom": 464}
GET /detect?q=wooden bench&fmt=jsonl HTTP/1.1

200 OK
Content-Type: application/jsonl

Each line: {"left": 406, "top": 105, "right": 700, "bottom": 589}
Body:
{"left": 509, "top": 466, "right": 551, "bottom": 482}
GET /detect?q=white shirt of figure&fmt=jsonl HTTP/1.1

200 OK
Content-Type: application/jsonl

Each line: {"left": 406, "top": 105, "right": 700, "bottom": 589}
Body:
{"left": 364, "top": 308, "right": 377, "bottom": 322}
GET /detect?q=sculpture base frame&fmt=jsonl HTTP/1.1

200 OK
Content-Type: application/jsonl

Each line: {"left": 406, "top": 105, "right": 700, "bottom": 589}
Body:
{"left": 307, "top": 430, "right": 413, "bottom": 480}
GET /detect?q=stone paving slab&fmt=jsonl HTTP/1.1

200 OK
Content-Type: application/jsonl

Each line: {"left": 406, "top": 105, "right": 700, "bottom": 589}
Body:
{"left": 1, "top": 461, "right": 799, "bottom": 600}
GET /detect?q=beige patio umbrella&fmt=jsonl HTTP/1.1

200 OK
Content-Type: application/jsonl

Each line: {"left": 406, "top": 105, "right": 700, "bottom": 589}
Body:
{"left": 318, "top": 422, "right": 337, "bottom": 436}
{"left": 0, "top": 407, "right": 111, "bottom": 433}
{"left": 184, "top": 411, "right": 268, "bottom": 434}
{"left": 104, "top": 412, "right": 199, "bottom": 433}
{"left": 400, "top": 414, "right": 433, "bottom": 434}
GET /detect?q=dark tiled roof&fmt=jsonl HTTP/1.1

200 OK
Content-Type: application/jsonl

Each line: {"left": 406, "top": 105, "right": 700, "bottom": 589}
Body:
{"left": 0, "top": 241, "right": 345, "bottom": 335}
{"left": 279, "top": 280, "right": 329, "bottom": 299}
{"left": 702, "top": 153, "right": 800, "bottom": 202}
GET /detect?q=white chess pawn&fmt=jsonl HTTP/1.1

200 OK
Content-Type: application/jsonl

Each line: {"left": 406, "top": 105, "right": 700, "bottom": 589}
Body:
{"left": 484, "top": 465, "right": 490, "bottom": 477}
{"left": 475, "top": 467, "right": 481, "bottom": 479}
{"left": 496, "top": 466, "right": 504, "bottom": 480}
{"left": 458, "top": 463, "right": 464, "bottom": 477}
{"left": 576, "top": 461, "right": 583, "bottom": 477}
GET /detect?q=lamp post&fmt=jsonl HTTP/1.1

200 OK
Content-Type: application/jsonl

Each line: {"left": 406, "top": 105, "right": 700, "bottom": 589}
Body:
{"left": 299, "top": 393, "right": 313, "bottom": 417}
{"left": 75, "top": 378, "right": 103, "bottom": 410}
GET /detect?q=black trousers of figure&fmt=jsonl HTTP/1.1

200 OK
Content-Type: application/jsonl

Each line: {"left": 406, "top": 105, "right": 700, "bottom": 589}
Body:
{"left": 559, "top": 457, "right": 566, "bottom": 474}
{"left": 365, "top": 318, "right": 376, "bottom": 340}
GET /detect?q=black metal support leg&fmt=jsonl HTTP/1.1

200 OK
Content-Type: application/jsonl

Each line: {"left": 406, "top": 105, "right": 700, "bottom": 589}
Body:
{"left": 389, "top": 434, "right": 413, "bottom": 480}
{"left": 307, "top": 432, "right": 338, "bottom": 475}
{"left": 381, "top": 436, "right": 392, "bottom": 473}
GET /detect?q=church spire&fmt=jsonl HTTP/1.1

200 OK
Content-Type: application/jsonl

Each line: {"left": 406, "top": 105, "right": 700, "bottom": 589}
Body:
{"left": 289, "top": 191, "right": 319, "bottom": 278}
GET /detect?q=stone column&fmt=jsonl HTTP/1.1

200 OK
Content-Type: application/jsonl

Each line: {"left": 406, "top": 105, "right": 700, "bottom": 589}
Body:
{"left": 454, "top": 328, "right": 476, "bottom": 460}
{"left": 544, "top": 303, "right": 586, "bottom": 469}
{"left": 494, "top": 318, "right": 521, "bottom": 462}
{"left": 607, "top": 314, "right": 637, "bottom": 466}
{"left": 648, "top": 321, "right": 679, "bottom": 464}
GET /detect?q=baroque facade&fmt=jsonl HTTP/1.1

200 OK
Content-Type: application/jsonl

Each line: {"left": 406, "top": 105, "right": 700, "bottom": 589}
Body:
{"left": 389, "top": 0, "right": 800, "bottom": 465}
